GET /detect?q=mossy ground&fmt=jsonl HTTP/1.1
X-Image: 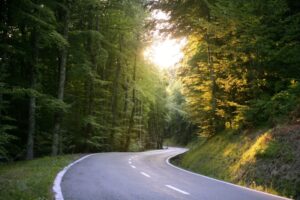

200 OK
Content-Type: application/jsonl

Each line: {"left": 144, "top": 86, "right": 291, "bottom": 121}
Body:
{"left": 0, "top": 154, "right": 81, "bottom": 200}
{"left": 177, "top": 124, "right": 300, "bottom": 199}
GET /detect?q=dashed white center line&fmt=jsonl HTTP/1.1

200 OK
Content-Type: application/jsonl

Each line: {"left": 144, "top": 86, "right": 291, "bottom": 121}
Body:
{"left": 165, "top": 185, "right": 190, "bottom": 195}
{"left": 131, "top": 165, "right": 136, "bottom": 169}
{"left": 140, "top": 172, "right": 151, "bottom": 178}
{"left": 128, "top": 161, "right": 132, "bottom": 164}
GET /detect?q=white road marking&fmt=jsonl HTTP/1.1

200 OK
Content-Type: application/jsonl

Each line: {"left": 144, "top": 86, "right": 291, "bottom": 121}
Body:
{"left": 129, "top": 159, "right": 132, "bottom": 161}
{"left": 131, "top": 165, "right": 136, "bottom": 169}
{"left": 53, "top": 154, "right": 94, "bottom": 200}
{"left": 165, "top": 185, "right": 190, "bottom": 195}
{"left": 140, "top": 172, "right": 151, "bottom": 178}
{"left": 165, "top": 151, "right": 291, "bottom": 200}
{"left": 128, "top": 161, "right": 132, "bottom": 164}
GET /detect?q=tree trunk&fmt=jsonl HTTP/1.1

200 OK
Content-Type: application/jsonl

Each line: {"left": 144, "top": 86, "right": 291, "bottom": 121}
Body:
{"left": 0, "top": 0, "right": 8, "bottom": 127}
{"left": 154, "top": 107, "right": 161, "bottom": 149}
{"left": 110, "top": 60, "right": 121, "bottom": 147}
{"left": 26, "top": 29, "right": 38, "bottom": 160}
{"left": 206, "top": 34, "right": 217, "bottom": 135}
{"left": 124, "top": 103, "right": 135, "bottom": 151}
{"left": 84, "top": 72, "right": 94, "bottom": 152}
{"left": 110, "top": 35, "right": 123, "bottom": 148}
{"left": 120, "top": 78, "right": 129, "bottom": 148}
{"left": 0, "top": 93, "right": 2, "bottom": 126}
{"left": 83, "top": 41, "right": 95, "bottom": 152}
{"left": 123, "top": 78, "right": 129, "bottom": 115}
{"left": 124, "top": 52, "right": 137, "bottom": 151}
{"left": 52, "top": 5, "right": 69, "bottom": 156}
{"left": 139, "top": 100, "right": 143, "bottom": 149}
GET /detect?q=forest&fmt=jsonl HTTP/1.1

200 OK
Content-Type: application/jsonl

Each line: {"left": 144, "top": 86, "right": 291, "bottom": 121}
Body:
{"left": 1, "top": 0, "right": 171, "bottom": 160}
{"left": 153, "top": 0, "right": 300, "bottom": 136}
{"left": 0, "top": 0, "right": 300, "bottom": 177}
{"left": 150, "top": 0, "right": 300, "bottom": 197}
{"left": 1, "top": 0, "right": 300, "bottom": 198}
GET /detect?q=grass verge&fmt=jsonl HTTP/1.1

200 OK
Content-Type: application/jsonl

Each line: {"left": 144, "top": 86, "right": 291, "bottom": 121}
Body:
{"left": 0, "top": 154, "right": 82, "bottom": 200}
{"left": 175, "top": 125, "right": 300, "bottom": 199}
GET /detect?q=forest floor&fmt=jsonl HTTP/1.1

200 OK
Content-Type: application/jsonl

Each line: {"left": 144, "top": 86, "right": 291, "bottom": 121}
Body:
{"left": 0, "top": 154, "right": 82, "bottom": 200}
{"left": 174, "top": 123, "right": 300, "bottom": 199}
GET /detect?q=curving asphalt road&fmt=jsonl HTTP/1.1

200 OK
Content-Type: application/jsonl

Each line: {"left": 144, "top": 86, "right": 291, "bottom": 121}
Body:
{"left": 61, "top": 147, "right": 289, "bottom": 200}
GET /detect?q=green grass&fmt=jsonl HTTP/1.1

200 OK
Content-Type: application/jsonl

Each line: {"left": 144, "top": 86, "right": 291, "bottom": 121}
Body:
{"left": 0, "top": 154, "right": 82, "bottom": 200}
{"left": 177, "top": 127, "right": 298, "bottom": 199}
{"left": 256, "top": 140, "right": 281, "bottom": 158}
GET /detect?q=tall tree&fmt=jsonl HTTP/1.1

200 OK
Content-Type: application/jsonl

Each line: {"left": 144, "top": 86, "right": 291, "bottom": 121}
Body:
{"left": 52, "top": 1, "right": 69, "bottom": 156}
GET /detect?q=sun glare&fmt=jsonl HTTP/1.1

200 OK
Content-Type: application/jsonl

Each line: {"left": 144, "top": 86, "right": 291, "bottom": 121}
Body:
{"left": 144, "top": 10, "right": 186, "bottom": 69}
{"left": 144, "top": 38, "right": 186, "bottom": 69}
{"left": 151, "top": 10, "right": 170, "bottom": 20}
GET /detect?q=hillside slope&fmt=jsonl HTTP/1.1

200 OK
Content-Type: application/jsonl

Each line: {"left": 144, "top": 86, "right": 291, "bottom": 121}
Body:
{"left": 177, "top": 124, "right": 300, "bottom": 199}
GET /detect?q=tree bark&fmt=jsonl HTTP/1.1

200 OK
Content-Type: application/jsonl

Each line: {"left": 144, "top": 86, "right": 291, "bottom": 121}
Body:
{"left": 139, "top": 100, "right": 143, "bottom": 149}
{"left": 110, "top": 60, "right": 121, "bottom": 147}
{"left": 120, "top": 77, "right": 129, "bottom": 148}
{"left": 110, "top": 35, "right": 123, "bottom": 148}
{"left": 0, "top": 0, "right": 8, "bottom": 127}
{"left": 26, "top": 29, "right": 38, "bottom": 160}
{"left": 206, "top": 33, "right": 217, "bottom": 135}
{"left": 52, "top": 5, "right": 69, "bottom": 156}
{"left": 0, "top": 93, "right": 2, "bottom": 126}
{"left": 124, "top": 103, "right": 135, "bottom": 151}
{"left": 124, "top": 52, "right": 137, "bottom": 151}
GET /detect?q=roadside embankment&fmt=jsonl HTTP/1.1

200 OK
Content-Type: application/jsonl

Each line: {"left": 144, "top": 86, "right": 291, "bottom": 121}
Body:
{"left": 173, "top": 124, "right": 300, "bottom": 199}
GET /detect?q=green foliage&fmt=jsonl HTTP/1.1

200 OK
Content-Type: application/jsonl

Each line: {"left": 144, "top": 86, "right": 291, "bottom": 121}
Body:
{"left": 165, "top": 79, "right": 196, "bottom": 144}
{"left": 152, "top": 0, "right": 300, "bottom": 137}
{"left": 246, "top": 83, "right": 300, "bottom": 125}
{"left": 0, "top": 125, "right": 16, "bottom": 159}
{"left": 149, "top": 1, "right": 300, "bottom": 197}
{"left": 1, "top": 0, "right": 168, "bottom": 159}
{"left": 40, "top": 96, "right": 70, "bottom": 113}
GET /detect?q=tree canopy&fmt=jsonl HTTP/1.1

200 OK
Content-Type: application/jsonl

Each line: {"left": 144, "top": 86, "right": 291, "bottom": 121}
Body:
{"left": 150, "top": 0, "right": 300, "bottom": 137}
{"left": 0, "top": 0, "right": 299, "bottom": 163}
{"left": 0, "top": 0, "right": 168, "bottom": 160}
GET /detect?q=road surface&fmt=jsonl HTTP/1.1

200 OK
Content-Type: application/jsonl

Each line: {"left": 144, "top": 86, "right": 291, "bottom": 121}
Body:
{"left": 61, "top": 147, "right": 289, "bottom": 200}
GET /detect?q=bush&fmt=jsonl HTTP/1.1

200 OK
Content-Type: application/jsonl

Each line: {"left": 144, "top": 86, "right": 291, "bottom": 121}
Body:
{"left": 245, "top": 82, "right": 300, "bottom": 126}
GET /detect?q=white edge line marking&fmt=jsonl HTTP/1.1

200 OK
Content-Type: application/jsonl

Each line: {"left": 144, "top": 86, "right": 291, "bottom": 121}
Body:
{"left": 140, "top": 171, "right": 151, "bottom": 178}
{"left": 166, "top": 151, "right": 291, "bottom": 200}
{"left": 53, "top": 154, "right": 94, "bottom": 200}
{"left": 131, "top": 165, "right": 136, "bottom": 169}
{"left": 165, "top": 185, "right": 190, "bottom": 195}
